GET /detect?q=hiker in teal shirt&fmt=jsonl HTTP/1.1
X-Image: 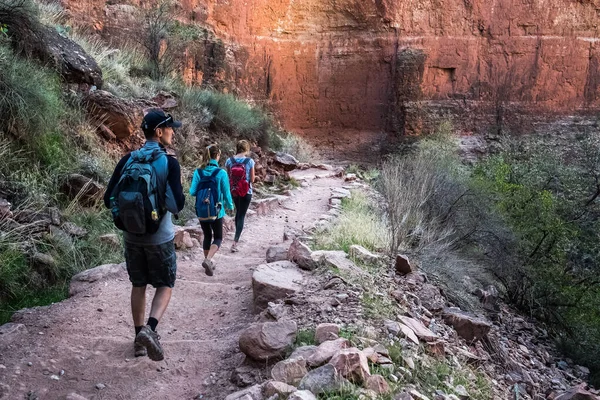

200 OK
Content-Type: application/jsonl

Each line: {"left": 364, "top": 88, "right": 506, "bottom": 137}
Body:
{"left": 190, "top": 144, "right": 234, "bottom": 276}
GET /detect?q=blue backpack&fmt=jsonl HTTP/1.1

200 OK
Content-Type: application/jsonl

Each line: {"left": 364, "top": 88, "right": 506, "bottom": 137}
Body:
{"left": 195, "top": 169, "right": 222, "bottom": 221}
{"left": 110, "top": 148, "right": 167, "bottom": 234}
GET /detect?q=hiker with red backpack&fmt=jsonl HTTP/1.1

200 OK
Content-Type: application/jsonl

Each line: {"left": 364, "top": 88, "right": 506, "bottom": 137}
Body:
{"left": 190, "top": 144, "right": 234, "bottom": 276}
{"left": 225, "top": 140, "right": 256, "bottom": 253}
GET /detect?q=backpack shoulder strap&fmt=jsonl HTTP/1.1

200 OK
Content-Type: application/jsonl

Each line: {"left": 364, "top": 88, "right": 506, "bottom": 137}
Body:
{"left": 242, "top": 157, "right": 251, "bottom": 165}
{"left": 210, "top": 168, "right": 221, "bottom": 178}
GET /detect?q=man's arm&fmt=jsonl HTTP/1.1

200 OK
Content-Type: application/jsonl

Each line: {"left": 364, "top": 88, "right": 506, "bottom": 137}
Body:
{"left": 165, "top": 156, "right": 185, "bottom": 214}
{"left": 103, "top": 154, "right": 131, "bottom": 208}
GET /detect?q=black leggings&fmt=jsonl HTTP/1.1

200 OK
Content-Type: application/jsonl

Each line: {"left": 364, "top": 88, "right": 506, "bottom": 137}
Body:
{"left": 233, "top": 194, "right": 252, "bottom": 242}
{"left": 200, "top": 218, "right": 223, "bottom": 250}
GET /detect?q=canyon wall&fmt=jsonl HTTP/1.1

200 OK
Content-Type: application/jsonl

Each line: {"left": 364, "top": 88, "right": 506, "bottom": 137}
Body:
{"left": 62, "top": 0, "right": 600, "bottom": 142}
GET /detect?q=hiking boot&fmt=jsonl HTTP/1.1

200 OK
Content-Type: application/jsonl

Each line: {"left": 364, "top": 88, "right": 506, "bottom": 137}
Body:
{"left": 134, "top": 341, "right": 147, "bottom": 357}
{"left": 202, "top": 259, "right": 214, "bottom": 276}
{"left": 135, "top": 325, "right": 164, "bottom": 361}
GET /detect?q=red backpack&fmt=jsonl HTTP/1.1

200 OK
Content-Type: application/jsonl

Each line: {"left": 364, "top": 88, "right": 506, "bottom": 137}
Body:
{"left": 229, "top": 157, "right": 251, "bottom": 197}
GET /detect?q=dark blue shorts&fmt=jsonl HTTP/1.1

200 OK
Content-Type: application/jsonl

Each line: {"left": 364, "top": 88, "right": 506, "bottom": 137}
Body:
{"left": 124, "top": 240, "right": 177, "bottom": 288}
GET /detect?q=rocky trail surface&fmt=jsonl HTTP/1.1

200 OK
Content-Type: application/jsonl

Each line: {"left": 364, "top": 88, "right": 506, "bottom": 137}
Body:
{"left": 0, "top": 168, "right": 344, "bottom": 400}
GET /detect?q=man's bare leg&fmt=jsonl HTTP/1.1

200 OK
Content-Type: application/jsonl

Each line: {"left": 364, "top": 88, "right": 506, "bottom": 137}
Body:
{"left": 131, "top": 286, "right": 147, "bottom": 327}
{"left": 149, "top": 287, "right": 172, "bottom": 322}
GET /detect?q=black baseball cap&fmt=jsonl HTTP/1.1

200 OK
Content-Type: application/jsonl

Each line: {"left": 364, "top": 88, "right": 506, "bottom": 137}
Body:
{"left": 141, "top": 109, "right": 182, "bottom": 131}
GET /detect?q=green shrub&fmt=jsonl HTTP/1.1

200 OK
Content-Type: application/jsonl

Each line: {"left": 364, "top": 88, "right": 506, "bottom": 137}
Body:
{"left": 313, "top": 191, "right": 389, "bottom": 253}
{"left": 0, "top": 43, "right": 64, "bottom": 139}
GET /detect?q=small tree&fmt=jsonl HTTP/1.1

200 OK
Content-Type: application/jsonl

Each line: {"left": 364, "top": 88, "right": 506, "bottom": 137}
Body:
{"left": 138, "top": 0, "right": 177, "bottom": 80}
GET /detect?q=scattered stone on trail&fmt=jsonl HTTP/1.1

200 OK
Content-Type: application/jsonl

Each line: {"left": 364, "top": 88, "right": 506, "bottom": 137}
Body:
{"left": 311, "top": 250, "right": 364, "bottom": 275}
{"left": 443, "top": 307, "right": 492, "bottom": 342}
{"left": 252, "top": 197, "right": 286, "bottom": 216}
{"left": 348, "top": 245, "right": 380, "bottom": 264}
{"left": 315, "top": 323, "right": 340, "bottom": 344}
{"left": 328, "top": 347, "right": 371, "bottom": 384}
{"left": 31, "top": 252, "right": 56, "bottom": 268}
{"left": 365, "top": 375, "right": 390, "bottom": 395}
{"left": 298, "top": 364, "right": 345, "bottom": 395}
{"left": 398, "top": 323, "right": 419, "bottom": 345}
{"left": 174, "top": 228, "right": 195, "bottom": 250}
{"left": 273, "top": 152, "right": 299, "bottom": 171}
{"left": 288, "top": 390, "right": 317, "bottom": 400}
{"left": 306, "top": 338, "right": 351, "bottom": 367}
{"left": 61, "top": 222, "right": 88, "bottom": 237}
{"left": 419, "top": 283, "right": 446, "bottom": 312}
{"left": 224, "top": 384, "right": 263, "bottom": 400}
{"left": 95, "top": 383, "right": 105, "bottom": 390}
{"left": 554, "top": 384, "right": 600, "bottom": 400}
{"left": 263, "top": 381, "right": 297, "bottom": 398}
{"left": 266, "top": 245, "right": 290, "bottom": 263}
{"left": 283, "top": 225, "right": 305, "bottom": 241}
{"left": 344, "top": 173, "right": 358, "bottom": 182}
{"left": 398, "top": 316, "right": 438, "bottom": 342}
{"left": 270, "top": 357, "right": 308, "bottom": 385}
{"left": 289, "top": 346, "right": 318, "bottom": 361}
{"left": 252, "top": 261, "right": 303, "bottom": 310}
{"left": 384, "top": 320, "right": 401, "bottom": 336}
{"left": 69, "top": 263, "right": 126, "bottom": 297}
{"left": 231, "top": 365, "right": 262, "bottom": 388}
{"left": 99, "top": 233, "right": 120, "bottom": 248}
{"left": 395, "top": 254, "right": 413, "bottom": 275}
{"left": 288, "top": 239, "right": 317, "bottom": 271}
{"left": 239, "top": 320, "right": 297, "bottom": 362}
{"left": 330, "top": 187, "right": 351, "bottom": 199}
{"left": 61, "top": 174, "right": 104, "bottom": 206}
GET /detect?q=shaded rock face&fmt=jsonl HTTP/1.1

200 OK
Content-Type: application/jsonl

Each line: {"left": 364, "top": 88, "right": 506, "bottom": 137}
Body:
{"left": 64, "top": 0, "right": 600, "bottom": 145}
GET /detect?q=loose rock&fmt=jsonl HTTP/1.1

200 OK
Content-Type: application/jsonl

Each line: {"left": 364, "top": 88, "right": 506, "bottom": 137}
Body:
{"left": 239, "top": 320, "right": 298, "bottom": 362}
{"left": 315, "top": 323, "right": 340, "bottom": 344}
{"left": 271, "top": 357, "right": 308, "bottom": 385}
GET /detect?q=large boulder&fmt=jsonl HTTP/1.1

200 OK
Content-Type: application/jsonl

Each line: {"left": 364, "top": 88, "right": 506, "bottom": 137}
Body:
{"left": 270, "top": 357, "right": 308, "bottom": 385}
{"left": 61, "top": 174, "right": 104, "bottom": 207}
{"left": 443, "top": 308, "right": 492, "bottom": 342}
{"left": 288, "top": 239, "right": 317, "bottom": 271}
{"left": 84, "top": 90, "right": 154, "bottom": 140}
{"left": 224, "top": 384, "right": 263, "bottom": 400}
{"left": 329, "top": 348, "right": 371, "bottom": 384}
{"left": 69, "top": 263, "right": 126, "bottom": 297}
{"left": 252, "top": 261, "right": 303, "bottom": 310}
{"left": 273, "top": 152, "right": 299, "bottom": 172}
{"left": 239, "top": 320, "right": 298, "bottom": 362}
{"left": 298, "top": 364, "right": 346, "bottom": 395}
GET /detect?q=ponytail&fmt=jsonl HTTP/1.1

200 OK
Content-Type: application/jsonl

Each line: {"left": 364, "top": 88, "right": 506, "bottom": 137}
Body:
{"left": 200, "top": 144, "right": 220, "bottom": 169}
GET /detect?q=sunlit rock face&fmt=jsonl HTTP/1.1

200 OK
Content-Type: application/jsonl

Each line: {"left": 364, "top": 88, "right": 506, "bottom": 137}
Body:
{"left": 63, "top": 0, "right": 600, "bottom": 138}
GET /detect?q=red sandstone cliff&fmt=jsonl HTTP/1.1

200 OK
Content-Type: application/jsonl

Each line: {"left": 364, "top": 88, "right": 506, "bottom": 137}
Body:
{"left": 61, "top": 0, "right": 600, "bottom": 137}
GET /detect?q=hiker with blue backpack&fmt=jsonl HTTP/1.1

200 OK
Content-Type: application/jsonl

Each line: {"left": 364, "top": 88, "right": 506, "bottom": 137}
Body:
{"left": 225, "top": 139, "right": 256, "bottom": 253}
{"left": 190, "top": 144, "right": 234, "bottom": 276}
{"left": 104, "top": 109, "right": 185, "bottom": 362}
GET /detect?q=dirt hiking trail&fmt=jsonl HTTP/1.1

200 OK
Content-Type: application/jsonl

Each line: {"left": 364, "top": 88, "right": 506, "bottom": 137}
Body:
{"left": 0, "top": 169, "right": 345, "bottom": 400}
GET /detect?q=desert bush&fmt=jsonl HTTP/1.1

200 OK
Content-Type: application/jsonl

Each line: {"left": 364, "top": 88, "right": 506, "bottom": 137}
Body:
{"left": 0, "top": 0, "right": 44, "bottom": 56}
{"left": 313, "top": 190, "right": 390, "bottom": 253}
{"left": 269, "top": 130, "right": 316, "bottom": 162}
{"left": 180, "top": 86, "right": 271, "bottom": 144}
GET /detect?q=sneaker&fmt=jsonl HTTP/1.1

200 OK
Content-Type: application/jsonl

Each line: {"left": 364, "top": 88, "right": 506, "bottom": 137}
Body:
{"left": 231, "top": 244, "right": 239, "bottom": 253}
{"left": 135, "top": 325, "right": 164, "bottom": 361}
{"left": 202, "top": 259, "right": 214, "bottom": 276}
{"left": 134, "top": 341, "right": 147, "bottom": 357}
